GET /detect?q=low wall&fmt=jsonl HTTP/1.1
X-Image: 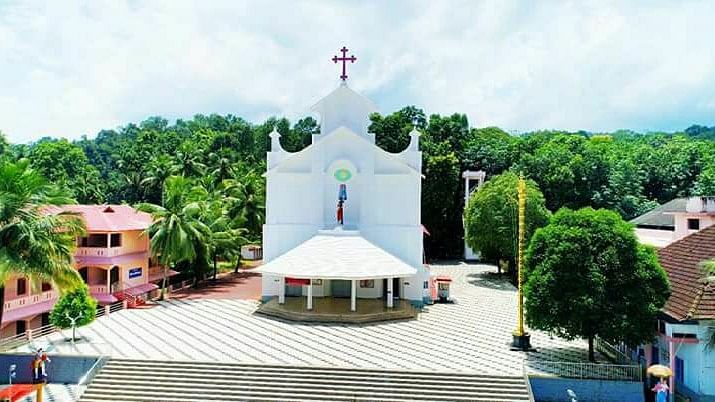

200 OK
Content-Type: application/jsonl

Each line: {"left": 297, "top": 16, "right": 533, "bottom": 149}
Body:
{"left": 529, "top": 377, "right": 644, "bottom": 402}
{"left": 0, "top": 354, "right": 100, "bottom": 384}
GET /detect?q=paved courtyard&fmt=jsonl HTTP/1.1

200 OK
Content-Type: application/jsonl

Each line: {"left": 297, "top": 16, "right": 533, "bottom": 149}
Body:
{"left": 31, "top": 263, "right": 597, "bottom": 375}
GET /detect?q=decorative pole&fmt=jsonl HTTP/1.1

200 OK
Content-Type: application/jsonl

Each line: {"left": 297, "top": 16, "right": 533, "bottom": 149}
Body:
{"left": 512, "top": 174, "right": 533, "bottom": 351}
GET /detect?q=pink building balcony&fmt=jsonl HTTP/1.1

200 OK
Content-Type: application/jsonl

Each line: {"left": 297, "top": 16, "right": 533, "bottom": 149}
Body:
{"left": 1, "top": 290, "right": 57, "bottom": 324}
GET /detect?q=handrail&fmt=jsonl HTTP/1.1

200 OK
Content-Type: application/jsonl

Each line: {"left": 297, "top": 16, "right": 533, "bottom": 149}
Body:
{"left": 524, "top": 360, "right": 642, "bottom": 382}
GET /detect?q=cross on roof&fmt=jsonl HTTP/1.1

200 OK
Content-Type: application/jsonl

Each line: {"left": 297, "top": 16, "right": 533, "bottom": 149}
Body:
{"left": 332, "top": 46, "right": 356, "bottom": 82}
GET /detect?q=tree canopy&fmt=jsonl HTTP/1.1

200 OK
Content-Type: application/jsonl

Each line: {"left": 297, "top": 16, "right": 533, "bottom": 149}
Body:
{"left": 523, "top": 208, "right": 670, "bottom": 361}
{"left": 464, "top": 172, "right": 550, "bottom": 271}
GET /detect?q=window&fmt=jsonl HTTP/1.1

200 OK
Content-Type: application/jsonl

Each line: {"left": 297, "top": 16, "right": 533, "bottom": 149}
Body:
{"left": 423, "top": 281, "right": 429, "bottom": 289}
{"left": 359, "top": 280, "right": 374, "bottom": 288}
{"left": 41, "top": 282, "right": 52, "bottom": 292}
{"left": 110, "top": 233, "right": 122, "bottom": 247}
{"left": 658, "top": 320, "right": 666, "bottom": 334}
{"left": 15, "top": 321, "right": 26, "bottom": 335}
{"left": 675, "top": 357, "right": 684, "bottom": 383}
{"left": 80, "top": 234, "right": 108, "bottom": 248}
{"left": 16, "top": 278, "right": 26, "bottom": 296}
{"left": 688, "top": 218, "right": 700, "bottom": 230}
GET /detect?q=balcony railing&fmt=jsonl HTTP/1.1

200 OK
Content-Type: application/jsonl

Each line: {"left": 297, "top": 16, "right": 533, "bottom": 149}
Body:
{"left": 524, "top": 360, "right": 642, "bottom": 382}
{"left": 3, "top": 290, "right": 57, "bottom": 312}
{"left": 88, "top": 284, "right": 110, "bottom": 294}
{"left": 75, "top": 247, "right": 124, "bottom": 257}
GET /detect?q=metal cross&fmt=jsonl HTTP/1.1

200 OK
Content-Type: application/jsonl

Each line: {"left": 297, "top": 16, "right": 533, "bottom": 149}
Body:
{"left": 332, "top": 46, "right": 357, "bottom": 81}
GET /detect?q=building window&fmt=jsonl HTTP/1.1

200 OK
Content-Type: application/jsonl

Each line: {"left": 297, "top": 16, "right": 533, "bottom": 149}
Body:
{"left": 423, "top": 281, "right": 429, "bottom": 289}
{"left": 16, "top": 278, "right": 27, "bottom": 296}
{"left": 41, "top": 282, "right": 52, "bottom": 292}
{"left": 658, "top": 320, "right": 666, "bottom": 335}
{"left": 16, "top": 320, "right": 26, "bottom": 335}
{"left": 688, "top": 218, "right": 700, "bottom": 230}
{"left": 110, "top": 233, "right": 122, "bottom": 247}
{"left": 360, "top": 280, "right": 374, "bottom": 288}
{"left": 651, "top": 345, "right": 659, "bottom": 364}
{"left": 80, "top": 234, "right": 108, "bottom": 248}
{"left": 675, "top": 357, "right": 684, "bottom": 383}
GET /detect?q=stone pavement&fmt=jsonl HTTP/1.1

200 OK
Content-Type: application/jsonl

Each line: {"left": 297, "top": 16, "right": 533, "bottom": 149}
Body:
{"left": 33, "top": 262, "right": 598, "bottom": 375}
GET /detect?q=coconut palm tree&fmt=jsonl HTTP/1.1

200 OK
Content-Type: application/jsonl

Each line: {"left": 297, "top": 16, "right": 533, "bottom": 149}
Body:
{"left": 141, "top": 155, "right": 177, "bottom": 205}
{"left": 199, "top": 187, "right": 248, "bottom": 280}
{"left": 136, "top": 176, "right": 210, "bottom": 300}
{"left": 0, "top": 159, "right": 85, "bottom": 327}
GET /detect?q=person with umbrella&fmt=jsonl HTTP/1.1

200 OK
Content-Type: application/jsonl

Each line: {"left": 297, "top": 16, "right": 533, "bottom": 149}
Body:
{"left": 647, "top": 364, "right": 672, "bottom": 402}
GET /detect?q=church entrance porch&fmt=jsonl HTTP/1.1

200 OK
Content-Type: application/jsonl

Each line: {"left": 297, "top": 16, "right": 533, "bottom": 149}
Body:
{"left": 256, "top": 296, "right": 418, "bottom": 323}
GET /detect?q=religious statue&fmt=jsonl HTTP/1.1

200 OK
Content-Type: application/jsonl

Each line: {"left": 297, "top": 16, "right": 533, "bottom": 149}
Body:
{"left": 337, "top": 200, "right": 344, "bottom": 225}
{"left": 32, "top": 347, "right": 51, "bottom": 383}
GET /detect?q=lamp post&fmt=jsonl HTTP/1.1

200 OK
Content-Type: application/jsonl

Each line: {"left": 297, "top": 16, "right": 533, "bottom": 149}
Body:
{"left": 511, "top": 174, "right": 533, "bottom": 351}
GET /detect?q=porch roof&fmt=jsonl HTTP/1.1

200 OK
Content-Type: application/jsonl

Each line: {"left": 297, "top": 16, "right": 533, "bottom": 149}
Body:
{"left": 256, "top": 232, "right": 417, "bottom": 280}
{"left": 2, "top": 299, "right": 56, "bottom": 324}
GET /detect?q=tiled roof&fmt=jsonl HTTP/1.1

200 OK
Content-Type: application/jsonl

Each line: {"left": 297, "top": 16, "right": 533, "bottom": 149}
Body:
{"left": 658, "top": 224, "right": 715, "bottom": 321}
{"left": 46, "top": 205, "right": 152, "bottom": 232}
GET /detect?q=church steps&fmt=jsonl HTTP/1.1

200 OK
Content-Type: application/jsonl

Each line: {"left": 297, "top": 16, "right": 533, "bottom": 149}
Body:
{"left": 90, "top": 371, "right": 528, "bottom": 389}
{"left": 89, "top": 376, "right": 529, "bottom": 395}
{"left": 98, "top": 363, "right": 524, "bottom": 383}
{"left": 105, "top": 358, "right": 514, "bottom": 379}
{"left": 79, "top": 359, "right": 531, "bottom": 402}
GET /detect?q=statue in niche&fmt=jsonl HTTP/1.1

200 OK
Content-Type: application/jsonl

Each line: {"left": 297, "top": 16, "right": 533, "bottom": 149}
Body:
{"left": 337, "top": 184, "right": 347, "bottom": 226}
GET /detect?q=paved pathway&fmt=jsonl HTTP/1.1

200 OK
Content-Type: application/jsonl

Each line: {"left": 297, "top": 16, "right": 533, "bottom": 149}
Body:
{"left": 31, "top": 263, "right": 597, "bottom": 375}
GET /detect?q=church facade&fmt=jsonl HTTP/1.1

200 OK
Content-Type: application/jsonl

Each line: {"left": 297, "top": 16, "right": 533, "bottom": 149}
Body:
{"left": 257, "top": 83, "right": 430, "bottom": 310}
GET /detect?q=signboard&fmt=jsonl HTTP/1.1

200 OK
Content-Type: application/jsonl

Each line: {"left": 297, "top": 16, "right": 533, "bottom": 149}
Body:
{"left": 128, "top": 267, "right": 142, "bottom": 279}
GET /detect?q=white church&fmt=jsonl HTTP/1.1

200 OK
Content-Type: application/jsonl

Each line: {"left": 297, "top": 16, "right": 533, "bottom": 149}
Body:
{"left": 257, "top": 67, "right": 431, "bottom": 314}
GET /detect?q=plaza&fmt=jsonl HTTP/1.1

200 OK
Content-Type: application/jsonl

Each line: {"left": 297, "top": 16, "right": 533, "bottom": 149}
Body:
{"left": 33, "top": 263, "right": 596, "bottom": 376}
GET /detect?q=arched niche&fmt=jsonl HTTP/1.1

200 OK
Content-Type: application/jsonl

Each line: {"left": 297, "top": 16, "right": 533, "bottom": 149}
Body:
{"left": 324, "top": 159, "right": 360, "bottom": 229}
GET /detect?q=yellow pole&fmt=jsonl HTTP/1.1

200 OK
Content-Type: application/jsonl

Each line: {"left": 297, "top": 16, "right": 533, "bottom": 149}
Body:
{"left": 35, "top": 382, "right": 43, "bottom": 402}
{"left": 516, "top": 175, "right": 526, "bottom": 337}
{"left": 511, "top": 174, "right": 532, "bottom": 351}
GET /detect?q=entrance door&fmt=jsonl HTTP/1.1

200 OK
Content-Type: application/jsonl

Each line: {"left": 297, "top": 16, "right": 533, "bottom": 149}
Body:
{"left": 383, "top": 278, "right": 400, "bottom": 299}
{"left": 16, "top": 320, "right": 26, "bottom": 335}
{"left": 109, "top": 266, "right": 120, "bottom": 292}
{"left": 331, "top": 280, "right": 351, "bottom": 298}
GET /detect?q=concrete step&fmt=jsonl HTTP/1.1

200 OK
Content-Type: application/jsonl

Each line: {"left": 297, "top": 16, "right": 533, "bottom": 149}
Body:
{"left": 95, "top": 367, "right": 527, "bottom": 385}
{"left": 80, "top": 359, "right": 531, "bottom": 402}
{"left": 86, "top": 379, "right": 530, "bottom": 399}
{"left": 90, "top": 373, "right": 529, "bottom": 391}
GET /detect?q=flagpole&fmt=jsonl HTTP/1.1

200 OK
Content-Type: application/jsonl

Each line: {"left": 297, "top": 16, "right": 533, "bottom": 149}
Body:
{"left": 512, "top": 174, "right": 533, "bottom": 351}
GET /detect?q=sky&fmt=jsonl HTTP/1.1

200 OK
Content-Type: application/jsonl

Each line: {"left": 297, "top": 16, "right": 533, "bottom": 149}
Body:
{"left": 1, "top": 1, "right": 715, "bottom": 144}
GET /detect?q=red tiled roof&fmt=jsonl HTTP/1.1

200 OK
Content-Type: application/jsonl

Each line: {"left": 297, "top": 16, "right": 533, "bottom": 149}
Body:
{"left": 46, "top": 205, "right": 152, "bottom": 232}
{"left": 658, "top": 225, "right": 715, "bottom": 321}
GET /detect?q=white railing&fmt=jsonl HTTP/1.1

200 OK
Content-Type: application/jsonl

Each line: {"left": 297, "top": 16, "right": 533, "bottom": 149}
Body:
{"left": 3, "top": 290, "right": 57, "bottom": 311}
{"left": 525, "top": 360, "right": 642, "bottom": 382}
{"left": 76, "top": 247, "right": 123, "bottom": 257}
{"left": 595, "top": 337, "right": 639, "bottom": 365}
{"left": 0, "top": 302, "right": 127, "bottom": 352}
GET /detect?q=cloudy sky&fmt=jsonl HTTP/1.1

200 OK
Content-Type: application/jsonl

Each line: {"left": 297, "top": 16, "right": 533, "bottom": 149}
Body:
{"left": 1, "top": 1, "right": 714, "bottom": 143}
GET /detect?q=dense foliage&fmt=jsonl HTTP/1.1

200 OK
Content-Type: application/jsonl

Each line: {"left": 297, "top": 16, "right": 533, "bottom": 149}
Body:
{"left": 3, "top": 112, "right": 715, "bottom": 260}
{"left": 463, "top": 172, "right": 550, "bottom": 272}
{"left": 0, "top": 159, "right": 85, "bottom": 325}
{"left": 523, "top": 208, "right": 670, "bottom": 361}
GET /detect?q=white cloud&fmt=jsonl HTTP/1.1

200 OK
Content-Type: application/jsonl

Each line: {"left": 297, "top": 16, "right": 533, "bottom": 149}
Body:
{"left": 0, "top": 0, "right": 714, "bottom": 143}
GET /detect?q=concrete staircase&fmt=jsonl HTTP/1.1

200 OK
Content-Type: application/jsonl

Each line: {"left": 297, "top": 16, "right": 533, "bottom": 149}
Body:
{"left": 79, "top": 358, "right": 532, "bottom": 402}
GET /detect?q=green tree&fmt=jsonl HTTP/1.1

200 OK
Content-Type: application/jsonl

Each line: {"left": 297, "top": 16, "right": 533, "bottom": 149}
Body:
{"left": 369, "top": 106, "right": 426, "bottom": 153}
{"left": 693, "top": 166, "right": 715, "bottom": 196}
{"left": 49, "top": 285, "right": 97, "bottom": 340}
{"left": 464, "top": 172, "right": 550, "bottom": 273}
{"left": 524, "top": 208, "right": 670, "bottom": 361}
{"left": 0, "top": 159, "right": 86, "bottom": 326}
{"left": 136, "top": 176, "right": 211, "bottom": 299}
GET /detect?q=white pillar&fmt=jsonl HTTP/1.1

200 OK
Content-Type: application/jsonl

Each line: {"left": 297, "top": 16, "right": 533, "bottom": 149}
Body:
{"left": 278, "top": 277, "right": 285, "bottom": 304}
{"left": 351, "top": 280, "right": 357, "bottom": 312}
{"left": 307, "top": 280, "right": 313, "bottom": 310}
{"left": 387, "top": 277, "right": 394, "bottom": 308}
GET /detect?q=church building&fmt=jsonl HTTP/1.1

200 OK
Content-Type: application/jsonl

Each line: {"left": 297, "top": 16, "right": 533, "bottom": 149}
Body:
{"left": 257, "top": 56, "right": 430, "bottom": 312}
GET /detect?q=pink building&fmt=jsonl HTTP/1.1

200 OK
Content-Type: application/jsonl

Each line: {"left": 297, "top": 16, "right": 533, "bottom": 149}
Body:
{"left": 1, "top": 205, "right": 172, "bottom": 338}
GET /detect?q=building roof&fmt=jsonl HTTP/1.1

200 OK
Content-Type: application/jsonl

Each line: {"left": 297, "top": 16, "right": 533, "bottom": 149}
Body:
{"left": 658, "top": 224, "right": 715, "bottom": 321}
{"left": 256, "top": 230, "right": 417, "bottom": 280}
{"left": 47, "top": 205, "right": 152, "bottom": 232}
{"left": 630, "top": 198, "right": 687, "bottom": 230}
